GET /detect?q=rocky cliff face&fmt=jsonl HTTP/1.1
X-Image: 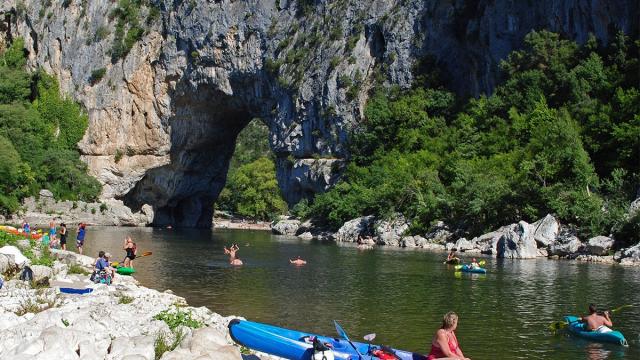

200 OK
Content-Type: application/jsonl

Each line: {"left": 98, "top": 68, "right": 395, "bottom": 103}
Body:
{"left": 1, "top": 0, "right": 637, "bottom": 227}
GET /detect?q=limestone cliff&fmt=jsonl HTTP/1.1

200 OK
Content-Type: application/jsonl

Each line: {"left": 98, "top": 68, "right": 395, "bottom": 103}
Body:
{"left": 0, "top": 0, "right": 637, "bottom": 227}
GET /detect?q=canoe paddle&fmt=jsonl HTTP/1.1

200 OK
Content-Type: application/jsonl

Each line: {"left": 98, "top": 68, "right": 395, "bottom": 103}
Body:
{"left": 548, "top": 304, "right": 633, "bottom": 332}
{"left": 334, "top": 320, "right": 362, "bottom": 359}
{"left": 111, "top": 251, "right": 152, "bottom": 267}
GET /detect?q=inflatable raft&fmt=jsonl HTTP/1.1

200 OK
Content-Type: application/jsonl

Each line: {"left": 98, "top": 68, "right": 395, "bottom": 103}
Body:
{"left": 564, "top": 316, "right": 627, "bottom": 346}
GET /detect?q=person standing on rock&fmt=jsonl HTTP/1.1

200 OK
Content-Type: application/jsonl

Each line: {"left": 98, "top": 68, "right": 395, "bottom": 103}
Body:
{"left": 76, "top": 223, "right": 86, "bottom": 254}
{"left": 49, "top": 221, "right": 57, "bottom": 245}
{"left": 22, "top": 221, "right": 30, "bottom": 238}
{"left": 59, "top": 223, "right": 68, "bottom": 250}
{"left": 123, "top": 236, "right": 137, "bottom": 268}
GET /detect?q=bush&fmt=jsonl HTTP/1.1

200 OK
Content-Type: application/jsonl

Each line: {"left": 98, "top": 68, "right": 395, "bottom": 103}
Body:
{"left": 68, "top": 264, "right": 90, "bottom": 275}
{"left": 153, "top": 308, "right": 203, "bottom": 330}
{"left": 308, "top": 30, "right": 640, "bottom": 239}
{"left": 89, "top": 68, "right": 107, "bottom": 85}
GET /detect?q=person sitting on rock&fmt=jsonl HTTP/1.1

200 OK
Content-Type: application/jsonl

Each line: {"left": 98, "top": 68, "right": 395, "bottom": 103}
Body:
{"left": 93, "top": 251, "right": 115, "bottom": 284}
{"left": 289, "top": 256, "right": 307, "bottom": 266}
{"left": 582, "top": 304, "right": 613, "bottom": 333}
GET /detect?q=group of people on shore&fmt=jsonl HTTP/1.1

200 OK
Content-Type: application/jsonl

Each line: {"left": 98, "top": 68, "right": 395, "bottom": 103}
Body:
{"left": 222, "top": 244, "right": 307, "bottom": 266}
{"left": 21, "top": 220, "right": 86, "bottom": 254}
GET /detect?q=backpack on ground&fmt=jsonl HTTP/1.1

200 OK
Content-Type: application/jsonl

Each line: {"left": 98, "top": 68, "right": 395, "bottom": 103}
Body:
{"left": 20, "top": 266, "right": 33, "bottom": 281}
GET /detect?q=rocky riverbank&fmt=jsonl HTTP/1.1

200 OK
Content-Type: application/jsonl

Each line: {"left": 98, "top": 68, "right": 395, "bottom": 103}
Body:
{"left": 0, "top": 190, "right": 154, "bottom": 227}
{"left": 0, "top": 242, "right": 279, "bottom": 359}
{"left": 272, "top": 213, "right": 640, "bottom": 266}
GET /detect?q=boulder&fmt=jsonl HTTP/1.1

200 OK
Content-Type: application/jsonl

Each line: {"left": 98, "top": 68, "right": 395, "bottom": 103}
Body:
{"left": 549, "top": 230, "right": 583, "bottom": 256}
{"left": 586, "top": 236, "right": 614, "bottom": 256}
{"left": 413, "top": 236, "right": 429, "bottom": 248}
{"left": 374, "top": 214, "right": 409, "bottom": 246}
{"left": 271, "top": 220, "right": 301, "bottom": 236}
{"left": 496, "top": 221, "right": 538, "bottom": 259}
{"left": 531, "top": 214, "right": 559, "bottom": 247}
{"left": 629, "top": 196, "right": 640, "bottom": 217}
{"left": 618, "top": 244, "right": 640, "bottom": 265}
{"left": 50, "top": 249, "right": 95, "bottom": 268}
{"left": 30, "top": 265, "right": 53, "bottom": 284}
{"left": 0, "top": 253, "right": 13, "bottom": 274}
{"left": 297, "top": 232, "right": 313, "bottom": 240}
{"left": 0, "top": 246, "right": 29, "bottom": 267}
{"left": 453, "top": 238, "right": 476, "bottom": 252}
{"left": 400, "top": 236, "right": 416, "bottom": 248}
{"left": 39, "top": 189, "right": 54, "bottom": 198}
{"left": 108, "top": 335, "right": 155, "bottom": 360}
{"left": 16, "top": 239, "right": 31, "bottom": 250}
{"left": 423, "top": 221, "right": 453, "bottom": 244}
{"left": 335, "top": 216, "right": 375, "bottom": 243}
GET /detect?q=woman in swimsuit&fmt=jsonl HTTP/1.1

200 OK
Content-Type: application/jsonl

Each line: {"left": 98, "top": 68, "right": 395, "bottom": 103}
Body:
{"left": 123, "top": 236, "right": 137, "bottom": 268}
{"left": 427, "top": 312, "right": 470, "bottom": 360}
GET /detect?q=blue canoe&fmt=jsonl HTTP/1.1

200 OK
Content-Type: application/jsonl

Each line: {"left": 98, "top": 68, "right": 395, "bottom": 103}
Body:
{"left": 564, "top": 316, "right": 628, "bottom": 346}
{"left": 228, "top": 319, "right": 427, "bottom": 360}
{"left": 456, "top": 265, "right": 487, "bottom": 274}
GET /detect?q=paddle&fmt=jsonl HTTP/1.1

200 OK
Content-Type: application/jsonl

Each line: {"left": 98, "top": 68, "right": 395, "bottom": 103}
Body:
{"left": 112, "top": 251, "right": 152, "bottom": 267}
{"left": 334, "top": 320, "right": 362, "bottom": 359}
{"left": 548, "top": 304, "right": 633, "bottom": 332}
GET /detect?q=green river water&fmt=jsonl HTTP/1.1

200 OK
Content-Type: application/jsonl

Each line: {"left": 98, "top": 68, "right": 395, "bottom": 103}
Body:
{"left": 77, "top": 226, "right": 639, "bottom": 359}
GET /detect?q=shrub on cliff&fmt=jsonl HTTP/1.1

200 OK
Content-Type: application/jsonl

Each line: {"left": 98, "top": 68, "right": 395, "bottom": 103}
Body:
{"left": 309, "top": 30, "right": 639, "bottom": 240}
{"left": 0, "top": 38, "right": 101, "bottom": 214}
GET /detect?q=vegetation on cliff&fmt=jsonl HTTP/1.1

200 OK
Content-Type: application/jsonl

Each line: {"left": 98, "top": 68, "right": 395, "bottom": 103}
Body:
{"left": 0, "top": 38, "right": 101, "bottom": 215}
{"left": 309, "top": 31, "right": 640, "bottom": 243}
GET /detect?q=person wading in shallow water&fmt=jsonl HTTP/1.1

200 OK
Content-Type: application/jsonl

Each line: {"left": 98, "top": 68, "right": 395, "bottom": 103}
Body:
{"left": 289, "top": 256, "right": 307, "bottom": 266}
{"left": 224, "top": 243, "right": 240, "bottom": 261}
{"left": 426, "top": 312, "right": 470, "bottom": 360}
{"left": 230, "top": 255, "right": 243, "bottom": 266}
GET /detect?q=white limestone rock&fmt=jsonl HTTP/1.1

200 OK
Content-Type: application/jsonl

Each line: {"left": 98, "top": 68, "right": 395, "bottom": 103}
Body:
{"left": 335, "top": 216, "right": 375, "bottom": 243}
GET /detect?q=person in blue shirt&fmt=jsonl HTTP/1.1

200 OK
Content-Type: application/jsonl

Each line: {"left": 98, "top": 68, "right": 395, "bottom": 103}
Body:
{"left": 76, "top": 223, "right": 86, "bottom": 255}
{"left": 22, "top": 221, "right": 30, "bottom": 238}
{"left": 94, "top": 251, "right": 114, "bottom": 283}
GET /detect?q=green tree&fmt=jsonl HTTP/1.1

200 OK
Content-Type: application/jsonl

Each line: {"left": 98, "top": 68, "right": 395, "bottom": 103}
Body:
{"left": 222, "top": 157, "right": 287, "bottom": 220}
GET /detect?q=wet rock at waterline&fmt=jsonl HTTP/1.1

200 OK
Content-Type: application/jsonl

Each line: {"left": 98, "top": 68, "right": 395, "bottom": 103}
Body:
{"left": 335, "top": 216, "right": 375, "bottom": 243}
{"left": 271, "top": 219, "right": 301, "bottom": 236}
{"left": 374, "top": 214, "right": 410, "bottom": 246}
{"left": 586, "top": 236, "right": 615, "bottom": 256}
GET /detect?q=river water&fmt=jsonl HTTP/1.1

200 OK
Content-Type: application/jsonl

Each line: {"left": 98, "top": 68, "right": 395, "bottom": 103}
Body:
{"left": 76, "top": 226, "right": 639, "bottom": 359}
